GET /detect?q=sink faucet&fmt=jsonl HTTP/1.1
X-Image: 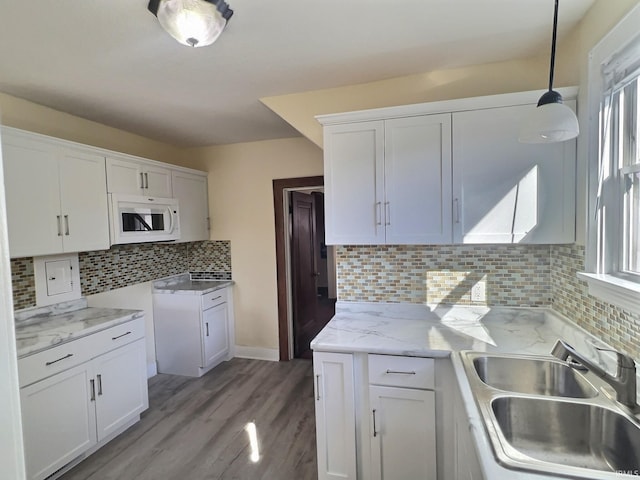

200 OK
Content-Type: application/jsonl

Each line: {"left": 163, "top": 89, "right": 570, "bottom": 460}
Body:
{"left": 551, "top": 339, "right": 638, "bottom": 409}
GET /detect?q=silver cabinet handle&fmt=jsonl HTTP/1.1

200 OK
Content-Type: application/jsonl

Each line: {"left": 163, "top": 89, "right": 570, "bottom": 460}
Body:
{"left": 64, "top": 215, "right": 70, "bottom": 235}
{"left": 56, "top": 215, "right": 62, "bottom": 236}
{"left": 140, "top": 172, "right": 145, "bottom": 189}
{"left": 211, "top": 295, "right": 222, "bottom": 302}
{"left": 454, "top": 198, "right": 461, "bottom": 224}
{"left": 97, "top": 374, "right": 103, "bottom": 396}
{"left": 375, "top": 202, "right": 382, "bottom": 226}
{"left": 90, "top": 379, "right": 96, "bottom": 402}
{"left": 315, "top": 374, "right": 321, "bottom": 401}
{"left": 206, "top": 322, "right": 210, "bottom": 336}
{"left": 145, "top": 172, "right": 149, "bottom": 189}
{"left": 385, "top": 202, "right": 390, "bottom": 226}
{"left": 45, "top": 353, "right": 73, "bottom": 366}
{"left": 112, "top": 331, "right": 132, "bottom": 341}
{"left": 372, "top": 409, "right": 378, "bottom": 437}
{"left": 385, "top": 369, "right": 416, "bottom": 375}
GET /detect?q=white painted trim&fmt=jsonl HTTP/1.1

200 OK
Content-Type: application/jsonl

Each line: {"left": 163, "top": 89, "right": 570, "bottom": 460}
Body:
{"left": 315, "top": 87, "right": 579, "bottom": 125}
{"left": 577, "top": 272, "right": 640, "bottom": 314}
{"left": 0, "top": 125, "right": 207, "bottom": 176}
{"left": 234, "top": 346, "right": 279, "bottom": 362}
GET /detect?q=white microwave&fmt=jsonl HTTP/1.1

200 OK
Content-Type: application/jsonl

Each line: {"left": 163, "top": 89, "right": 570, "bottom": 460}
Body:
{"left": 108, "top": 194, "right": 180, "bottom": 245}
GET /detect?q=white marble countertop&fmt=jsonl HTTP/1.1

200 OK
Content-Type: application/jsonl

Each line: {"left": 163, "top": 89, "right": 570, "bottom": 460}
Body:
{"left": 312, "top": 301, "right": 624, "bottom": 480}
{"left": 152, "top": 273, "right": 234, "bottom": 295}
{"left": 15, "top": 298, "right": 143, "bottom": 359}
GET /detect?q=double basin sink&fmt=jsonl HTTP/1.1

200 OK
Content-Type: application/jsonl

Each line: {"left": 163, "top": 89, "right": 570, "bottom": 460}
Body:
{"left": 460, "top": 352, "right": 640, "bottom": 478}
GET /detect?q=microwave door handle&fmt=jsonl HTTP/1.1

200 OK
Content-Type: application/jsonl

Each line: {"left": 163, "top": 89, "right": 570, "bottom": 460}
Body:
{"left": 168, "top": 207, "right": 175, "bottom": 233}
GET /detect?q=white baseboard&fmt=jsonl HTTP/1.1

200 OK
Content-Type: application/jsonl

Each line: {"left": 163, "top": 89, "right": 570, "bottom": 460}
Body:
{"left": 234, "top": 346, "right": 279, "bottom": 362}
{"left": 147, "top": 361, "right": 158, "bottom": 378}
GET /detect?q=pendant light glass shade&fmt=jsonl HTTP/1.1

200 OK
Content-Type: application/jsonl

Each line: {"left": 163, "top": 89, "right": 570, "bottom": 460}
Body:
{"left": 518, "top": 97, "right": 580, "bottom": 143}
{"left": 148, "top": 0, "right": 233, "bottom": 48}
{"left": 519, "top": 0, "right": 579, "bottom": 144}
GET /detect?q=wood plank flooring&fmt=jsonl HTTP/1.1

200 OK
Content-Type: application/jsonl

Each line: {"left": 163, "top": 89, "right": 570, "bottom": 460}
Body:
{"left": 60, "top": 358, "right": 317, "bottom": 480}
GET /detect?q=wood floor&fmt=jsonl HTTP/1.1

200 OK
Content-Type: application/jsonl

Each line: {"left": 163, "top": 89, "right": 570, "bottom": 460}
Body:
{"left": 60, "top": 358, "right": 317, "bottom": 480}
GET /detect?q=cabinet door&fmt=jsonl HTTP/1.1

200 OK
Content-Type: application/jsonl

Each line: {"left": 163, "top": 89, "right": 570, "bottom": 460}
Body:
{"left": 21, "top": 364, "right": 97, "bottom": 480}
{"left": 58, "top": 148, "right": 110, "bottom": 253}
{"left": 369, "top": 385, "right": 437, "bottom": 480}
{"left": 2, "top": 132, "right": 63, "bottom": 258}
{"left": 106, "top": 157, "right": 144, "bottom": 194}
{"left": 201, "top": 302, "right": 229, "bottom": 368}
{"left": 143, "top": 164, "right": 173, "bottom": 197}
{"left": 94, "top": 339, "right": 149, "bottom": 440}
{"left": 172, "top": 170, "right": 209, "bottom": 242}
{"left": 452, "top": 102, "right": 576, "bottom": 244}
{"left": 313, "top": 351, "right": 357, "bottom": 480}
{"left": 454, "top": 382, "right": 484, "bottom": 480}
{"left": 385, "top": 114, "right": 453, "bottom": 244}
{"left": 324, "top": 121, "right": 385, "bottom": 245}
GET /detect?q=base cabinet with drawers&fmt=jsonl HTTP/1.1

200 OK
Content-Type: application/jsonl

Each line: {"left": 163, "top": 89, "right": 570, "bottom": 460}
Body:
{"left": 313, "top": 351, "right": 437, "bottom": 480}
{"left": 153, "top": 287, "right": 234, "bottom": 377}
{"left": 18, "top": 318, "right": 148, "bottom": 480}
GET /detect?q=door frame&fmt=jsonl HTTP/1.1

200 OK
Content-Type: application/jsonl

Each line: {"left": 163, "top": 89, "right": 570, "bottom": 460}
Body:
{"left": 273, "top": 176, "right": 323, "bottom": 361}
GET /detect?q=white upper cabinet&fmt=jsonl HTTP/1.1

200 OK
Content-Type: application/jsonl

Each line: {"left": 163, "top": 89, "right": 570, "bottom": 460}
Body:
{"left": 324, "top": 121, "right": 385, "bottom": 244}
{"left": 385, "top": 114, "right": 452, "bottom": 244}
{"left": 318, "top": 88, "right": 577, "bottom": 245}
{"left": 106, "top": 156, "right": 172, "bottom": 197}
{"left": 2, "top": 129, "right": 110, "bottom": 258}
{"left": 452, "top": 102, "right": 576, "bottom": 244}
{"left": 172, "top": 170, "right": 209, "bottom": 242}
{"left": 323, "top": 115, "right": 452, "bottom": 245}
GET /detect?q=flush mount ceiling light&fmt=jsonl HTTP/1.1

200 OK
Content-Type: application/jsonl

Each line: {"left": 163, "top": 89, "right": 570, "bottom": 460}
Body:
{"left": 519, "top": 0, "right": 579, "bottom": 143}
{"left": 148, "top": 0, "right": 233, "bottom": 48}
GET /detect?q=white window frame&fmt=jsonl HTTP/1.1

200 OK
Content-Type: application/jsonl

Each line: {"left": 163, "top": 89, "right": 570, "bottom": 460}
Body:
{"left": 582, "top": 4, "right": 640, "bottom": 314}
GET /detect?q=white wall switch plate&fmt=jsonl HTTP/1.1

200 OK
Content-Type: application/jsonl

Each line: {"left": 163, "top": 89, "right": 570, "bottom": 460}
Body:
{"left": 471, "top": 281, "right": 486, "bottom": 302}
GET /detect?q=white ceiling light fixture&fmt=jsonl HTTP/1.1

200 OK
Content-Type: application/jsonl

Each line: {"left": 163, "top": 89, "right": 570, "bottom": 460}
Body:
{"left": 519, "top": 0, "right": 579, "bottom": 143}
{"left": 148, "top": 0, "right": 233, "bottom": 48}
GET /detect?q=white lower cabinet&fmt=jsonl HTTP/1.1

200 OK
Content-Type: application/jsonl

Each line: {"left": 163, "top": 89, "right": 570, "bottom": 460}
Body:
{"left": 370, "top": 386, "right": 436, "bottom": 480}
{"left": 21, "top": 363, "right": 97, "bottom": 480}
{"left": 18, "top": 319, "right": 148, "bottom": 480}
{"left": 313, "top": 351, "right": 357, "bottom": 480}
{"left": 154, "top": 287, "right": 234, "bottom": 377}
{"left": 314, "top": 352, "right": 437, "bottom": 480}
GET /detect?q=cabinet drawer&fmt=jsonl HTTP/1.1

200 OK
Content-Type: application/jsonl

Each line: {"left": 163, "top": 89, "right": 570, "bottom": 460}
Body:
{"left": 90, "top": 317, "right": 145, "bottom": 353}
{"left": 18, "top": 337, "right": 93, "bottom": 388}
{"left": 368, "top": 355, "right": 434, "bottom": 389}
{"left": 202, "top": 288, "right": 227, "bottom": 310}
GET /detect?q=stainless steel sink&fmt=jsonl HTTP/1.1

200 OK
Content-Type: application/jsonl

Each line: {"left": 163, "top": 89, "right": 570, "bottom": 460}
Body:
{"left": 459, "top": 351, "right": 640, "bottom": 479}
{"left": 473, "top": 354, "right": 599, "bottom": 398}
{"left": 491, "top": 396, "right": 640, "bottom": 473}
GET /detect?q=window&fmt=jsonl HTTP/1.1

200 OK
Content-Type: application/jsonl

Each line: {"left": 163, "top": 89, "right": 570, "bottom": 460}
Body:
{"left": 583, "top": 5, "right": 640, "bottom": 313}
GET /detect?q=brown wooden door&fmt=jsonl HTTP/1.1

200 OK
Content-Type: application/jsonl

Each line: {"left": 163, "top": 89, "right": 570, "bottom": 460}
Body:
{"left": 291, "top": 191, "right": 320, "bottom": 358}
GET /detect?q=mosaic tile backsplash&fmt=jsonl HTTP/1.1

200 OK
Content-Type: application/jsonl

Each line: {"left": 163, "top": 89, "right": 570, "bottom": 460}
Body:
{"left": 337, "top": 245, "right": 551, "bottom": 306}
{"left": 11, "top": 240, "right": 232, "bottom": 310}
{"left": 551, "top": 244, "right": 640, "bottom": 361}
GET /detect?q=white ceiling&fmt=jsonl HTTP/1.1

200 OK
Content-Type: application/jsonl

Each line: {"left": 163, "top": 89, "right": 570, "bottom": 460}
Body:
{"left": 0, "top": 0, "right": 595, "bottom": 147}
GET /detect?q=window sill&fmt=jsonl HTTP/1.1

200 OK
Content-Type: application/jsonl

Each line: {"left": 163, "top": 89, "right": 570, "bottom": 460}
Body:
{"left": 577, "top": 272, "right": 640, "bottom": 314}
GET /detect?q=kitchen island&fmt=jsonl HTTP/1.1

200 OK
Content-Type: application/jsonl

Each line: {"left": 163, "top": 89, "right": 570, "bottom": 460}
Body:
{"left": 311, "top": 302, "right": 626, "bottom": 480}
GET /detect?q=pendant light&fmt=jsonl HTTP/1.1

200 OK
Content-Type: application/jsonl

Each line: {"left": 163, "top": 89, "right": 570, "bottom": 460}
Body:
{"left": 519, "top": 0, "right": 579, "bottom": 143}
{"left": 148, "top": 0, "right": 233, "bottom": 48}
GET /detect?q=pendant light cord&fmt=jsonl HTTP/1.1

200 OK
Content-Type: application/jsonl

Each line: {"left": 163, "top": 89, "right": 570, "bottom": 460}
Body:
{"left": 548, "top": 0, "right": 559, "bottom": 92}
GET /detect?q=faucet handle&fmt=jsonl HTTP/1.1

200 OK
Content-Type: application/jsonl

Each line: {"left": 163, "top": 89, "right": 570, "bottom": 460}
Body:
{"left": 595, "top": 346, "right": 636, "bottom": 370}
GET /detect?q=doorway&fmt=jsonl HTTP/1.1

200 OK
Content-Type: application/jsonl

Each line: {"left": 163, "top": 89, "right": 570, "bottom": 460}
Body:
{"left": 273, "top": 177, "right": 337, "bottom": 361}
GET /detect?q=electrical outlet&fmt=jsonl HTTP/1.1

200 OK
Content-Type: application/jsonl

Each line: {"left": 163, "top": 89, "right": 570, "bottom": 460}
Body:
{"left": 471, "top": 281, "right": 486, "bottom": 302}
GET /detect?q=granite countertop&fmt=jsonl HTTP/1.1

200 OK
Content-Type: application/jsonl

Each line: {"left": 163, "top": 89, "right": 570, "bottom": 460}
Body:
{"left": 152, "top": 273, "right": 234, "bottom": 295}
{"left": 15, "top": 298, "right": 144, "bottom": 359}
{"left": 312, "top": 301, "right": 623, "bottom": 480}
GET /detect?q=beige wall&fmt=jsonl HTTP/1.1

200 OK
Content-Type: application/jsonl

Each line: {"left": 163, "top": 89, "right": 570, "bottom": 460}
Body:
{"left": 0, "top": 92, "right": 183, "bottom": 164}
{"left": 182, "top": 138, "right": 323, "bottom": 351}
